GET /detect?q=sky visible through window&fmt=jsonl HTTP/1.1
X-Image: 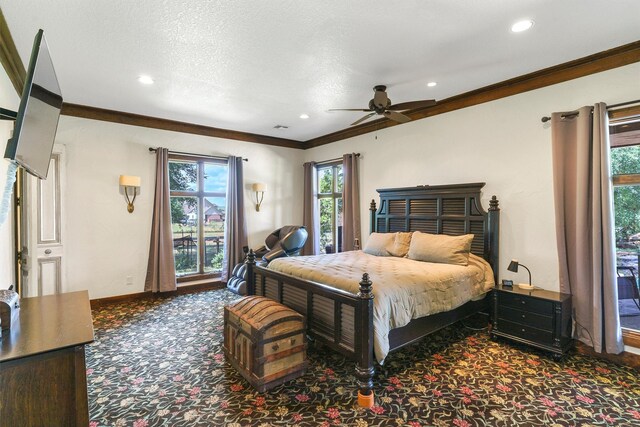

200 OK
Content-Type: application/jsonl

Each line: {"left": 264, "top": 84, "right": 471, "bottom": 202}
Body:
{"left": 204, "top": 163, "right": 228, "bottom": 193}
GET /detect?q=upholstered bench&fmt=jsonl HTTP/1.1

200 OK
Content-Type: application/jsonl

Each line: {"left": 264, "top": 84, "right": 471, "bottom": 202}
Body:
{"left": 223, "top": 296, "right": 307, "bottom": 392}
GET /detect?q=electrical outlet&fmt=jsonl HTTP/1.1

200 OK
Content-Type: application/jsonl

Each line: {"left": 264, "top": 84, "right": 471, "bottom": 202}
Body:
{"left": 125, "top": 276, "right": 133, "bottom": 286}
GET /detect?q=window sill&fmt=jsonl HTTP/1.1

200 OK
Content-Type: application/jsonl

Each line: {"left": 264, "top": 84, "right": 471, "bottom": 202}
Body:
{"left": 177, "top": 273, "right": 221, "bottom": 284}
{"left": 622, "top": 328, "right": 640, "bottom": 348}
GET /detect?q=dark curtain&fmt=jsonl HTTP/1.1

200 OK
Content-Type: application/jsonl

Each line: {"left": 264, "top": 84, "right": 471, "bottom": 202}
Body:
{"left": 222, "top": 156, "right": 248, "bottom": 281}
{"left": 145, "top": 148, "right": 177, "bottom": 293}
{"left": 551, "top": 103, "right": 623, "bottom": 354}
{"left": 302, "top": 161, "right": 319, "bottom": 255}
{"left": 342, "top": 153, "right": 361, "bottom": 251}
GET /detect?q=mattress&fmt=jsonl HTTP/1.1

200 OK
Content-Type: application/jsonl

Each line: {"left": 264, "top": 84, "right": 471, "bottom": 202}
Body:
{"left": 267, "top": 251, "right": 495, "bottom": 363}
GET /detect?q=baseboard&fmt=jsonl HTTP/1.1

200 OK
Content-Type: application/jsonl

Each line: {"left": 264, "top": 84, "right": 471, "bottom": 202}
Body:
{"left": 90, "top": 281, "right": 225, "bottom": 309}
{"left": 575, "top": 341, "right": 640, "bottom": 371}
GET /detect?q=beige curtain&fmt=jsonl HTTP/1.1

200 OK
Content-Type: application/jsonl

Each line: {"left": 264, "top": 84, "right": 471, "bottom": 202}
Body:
{"left": 342, "top": 153, "right": 361, "bottom": 251}
{"left": 551, "top": 103, "right": 623, "bottom": 354}
{"left": 145, "top": 148, "right": 177, "bottom": 293}
{"left": 222, "top": 156, "right": 248, "bottom": 281}
{"left": 302, "top": 161, "right": 319, "bottom": 255}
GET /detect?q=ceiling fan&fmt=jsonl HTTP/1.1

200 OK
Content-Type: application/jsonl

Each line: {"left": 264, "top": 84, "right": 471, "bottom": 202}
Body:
{"left": 329, "top": 85, "right": 436, "bottom": 126}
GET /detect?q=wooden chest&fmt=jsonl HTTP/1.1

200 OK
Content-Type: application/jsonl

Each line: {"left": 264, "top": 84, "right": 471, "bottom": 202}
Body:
{"left": 223, "top": 296, "right": 307, "bottom": 392}
{"left": 0, "top": 289, "right": 20, "bottom": 331}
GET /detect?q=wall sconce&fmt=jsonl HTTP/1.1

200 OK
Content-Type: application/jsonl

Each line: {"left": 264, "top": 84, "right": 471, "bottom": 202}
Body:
{"left": 119, "top": 175, "right": 141, "bottom": 213}
{"left": 252, "top": 183, "right": 267, "bottom": 212}
{"left": 507, "top": 259, "right": 534, "bottom": 290}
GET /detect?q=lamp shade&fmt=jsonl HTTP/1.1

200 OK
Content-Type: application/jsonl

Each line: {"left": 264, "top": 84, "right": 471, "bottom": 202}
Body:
{"left": 507, "top": 259, "right": 519, "bottom": 272}
{"left": 119, "top": 175, "right": 141, "bottom": 187}
{"left": 252, "top": 183, "right": 267, "bottom": 192}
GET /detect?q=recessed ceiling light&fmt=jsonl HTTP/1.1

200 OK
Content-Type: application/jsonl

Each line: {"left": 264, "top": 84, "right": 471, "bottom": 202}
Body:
{"left": 511, "top": 19, "right": 534, "bottom": 33}
{"left": 299, "top": 114, "right": 310, "bottom": 119}
{"left": 427, "top": 82, "right": 437, "bottom": 87}
{"left": 138, "top": 75, "right": 154, "bottom": 85}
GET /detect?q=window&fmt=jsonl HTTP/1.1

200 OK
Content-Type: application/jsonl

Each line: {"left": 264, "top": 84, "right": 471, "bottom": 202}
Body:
{"left": 610, "top": 107, "right": 640, "bottom": 333}
{"left": 168, "top": 155, "right": 228, "bottom": 278}
{"left": 317, "top": 163, "right": 343, "bottom": 254}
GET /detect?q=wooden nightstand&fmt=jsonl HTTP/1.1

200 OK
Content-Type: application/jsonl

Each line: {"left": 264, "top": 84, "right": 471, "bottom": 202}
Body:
{"left": 491, "top": 284, "right": 573, "bottom": 359}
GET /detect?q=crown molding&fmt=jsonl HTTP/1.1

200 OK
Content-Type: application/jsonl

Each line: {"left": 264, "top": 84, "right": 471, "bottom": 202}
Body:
{"left": 60, "top": 103, "right": 304, "bottom": 149}
{"left": 2, "top": 5, "right": 638, "bottom": 151}
{"left": 305, "top": 40, "right": 640, "bottom": 148}
{"left": 0, "top": 8, "right": 25, "bottom": 95}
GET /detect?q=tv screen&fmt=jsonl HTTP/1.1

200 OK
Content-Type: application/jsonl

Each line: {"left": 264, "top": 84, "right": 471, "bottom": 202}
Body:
{"left": 4, "top": 29, "right": 63, "bottom": 179}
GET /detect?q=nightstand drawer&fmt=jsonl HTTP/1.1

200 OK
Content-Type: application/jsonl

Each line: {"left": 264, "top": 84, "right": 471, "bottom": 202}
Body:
{"left": 498, "top": 320, "right": 554, "bottom": 346}
{"left": 499, "top": 292, "right": 553, "bottom": 315}
{"left": 498, "top": 306, "right": 553, "bottom": 331}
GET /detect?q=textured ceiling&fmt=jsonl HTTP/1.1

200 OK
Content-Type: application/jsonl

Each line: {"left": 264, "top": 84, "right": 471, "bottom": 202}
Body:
{"left": 1, "top": 1, "right": 640, "bottom": 141}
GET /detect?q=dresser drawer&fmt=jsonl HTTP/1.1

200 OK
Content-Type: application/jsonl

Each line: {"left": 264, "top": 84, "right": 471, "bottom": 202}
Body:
{"left": 497, "top": 320, "right": 554, "bottom": 346}
{"left": 498, "top": 306, "right": 553, "bottom": 331}
{"left": 498, "top": 291, "right": 553, "bottom": 315}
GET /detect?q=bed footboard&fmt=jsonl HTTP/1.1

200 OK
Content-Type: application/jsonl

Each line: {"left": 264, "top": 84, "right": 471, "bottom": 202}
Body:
{"left": 245, "top": 250, "right": 376, "bottom": 407}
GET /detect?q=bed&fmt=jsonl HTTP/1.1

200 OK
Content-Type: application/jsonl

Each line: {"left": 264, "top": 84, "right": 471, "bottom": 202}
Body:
{"left": 245, "top": 183, "right": 500, "bottom": 406}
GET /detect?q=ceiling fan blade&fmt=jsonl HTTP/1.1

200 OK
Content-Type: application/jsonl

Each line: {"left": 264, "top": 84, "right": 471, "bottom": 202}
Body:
{"left": 351, "top": 112, "right": 376, "bottom": 126}
{"left": 328, "top": 108, "right": 372, "bottom": 112}
{"left": 387, "top": 99, "right": 437, "bottom": 111}
{"left": 384, "top": 111, "right": 411, "bottom": 123}
{"left": 373, "top": 89, "right": 388, "bottom": 108}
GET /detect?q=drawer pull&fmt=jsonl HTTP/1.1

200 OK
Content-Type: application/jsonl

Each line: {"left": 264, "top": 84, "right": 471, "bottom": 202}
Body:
{"left": 521, "top": 301, "right": 526, "bottom": 305}
{"left": 521, "top": 328, "right": 526, "bottom": 332}
{"left": 272, "top": 343, "right": 280, "bottom": 351}
{"left": 291, "top": 338, "right": 296, "bottom": 345}
{"left": 521, "top": 314, "right": 526, "bottom": 319}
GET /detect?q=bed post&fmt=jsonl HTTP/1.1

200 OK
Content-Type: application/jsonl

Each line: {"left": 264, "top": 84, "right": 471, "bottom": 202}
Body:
{"left": 356, "top": 273, "right": 375, "bottom": 408}
{"left": 488, "top": 196, "right": 500, "bottom": 285}
{"left": 369, "top": 199, "right": 377, "bottom": 234}
{"left": 245, "top": 250, "right": 256, "bottom": 295}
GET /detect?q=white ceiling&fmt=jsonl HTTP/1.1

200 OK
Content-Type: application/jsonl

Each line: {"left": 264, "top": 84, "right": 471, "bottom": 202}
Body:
{"left": 2, "top": 1, "right": 639, "bottom": 142}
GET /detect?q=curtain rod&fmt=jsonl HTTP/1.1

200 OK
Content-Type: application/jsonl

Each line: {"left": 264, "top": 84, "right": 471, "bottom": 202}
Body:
{"left": 315, "top": 153, "right": 361, "bottom": 166}
{"left": 540, "top": 110, "right": 585, "bottom": 123}
{"left": 148, "top": 147, "right": 248, "bottom": 161}
{"left": 541, "top": 99, "right": 640, "bottom": 123}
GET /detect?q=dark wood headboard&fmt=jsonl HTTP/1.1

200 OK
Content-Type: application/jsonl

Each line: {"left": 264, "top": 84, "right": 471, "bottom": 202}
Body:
{"left": 369, "top": 183, "right": 500, "bottom": 283}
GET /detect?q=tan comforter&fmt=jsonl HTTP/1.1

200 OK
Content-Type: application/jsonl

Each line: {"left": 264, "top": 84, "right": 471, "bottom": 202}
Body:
{"left": 268, "top": 251, "right": 494, "bottom": 363}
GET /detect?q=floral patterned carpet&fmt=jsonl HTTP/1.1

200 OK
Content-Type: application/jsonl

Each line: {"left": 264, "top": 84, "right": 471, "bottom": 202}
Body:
{"left": 87, "top": 289, "right": 640, "bottom": 427}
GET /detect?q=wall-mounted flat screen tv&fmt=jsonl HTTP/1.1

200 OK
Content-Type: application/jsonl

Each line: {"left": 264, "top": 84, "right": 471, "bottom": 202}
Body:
{"left": 4, "top": 29, "right": 63, "bottom": 180}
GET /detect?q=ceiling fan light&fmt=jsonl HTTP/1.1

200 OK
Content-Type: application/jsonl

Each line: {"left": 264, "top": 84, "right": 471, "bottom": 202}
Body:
{"left": 511, "top": 19, "right": 534, "bottom": 33}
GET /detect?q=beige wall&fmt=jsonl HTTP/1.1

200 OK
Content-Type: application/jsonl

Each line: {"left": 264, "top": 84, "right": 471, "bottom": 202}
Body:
{"left": 1, "top": 61, "right": 639, "bottom": 302}
{"left": 55, "top": 117, "right": 304, "bottom": 299}
{"left": 0, "top": 70, "right": 18, "bottom": 290}
{"left": 304, "top": 63, "right": 640, "bottom": 292}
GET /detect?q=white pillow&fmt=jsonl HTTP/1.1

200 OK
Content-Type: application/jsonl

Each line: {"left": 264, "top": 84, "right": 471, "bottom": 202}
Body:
{"left": 362, "top": 233, "right": 395, "bottom": 256}
{"left": 407, "top": 232, "right": 474, "bottom": 266}
{"left": 389, "top": 232, "right": 413, "bottom": 257}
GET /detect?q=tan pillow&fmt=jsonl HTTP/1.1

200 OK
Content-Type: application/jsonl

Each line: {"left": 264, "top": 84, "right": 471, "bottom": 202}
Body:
{"left": 407, "top": 232, "right": 474, "bottom": 266}
{"left": 389, "top": 232, "right": 413, "bottom": 257}
{"left": 362, "top": 233, "right": 395, "bottom": 256}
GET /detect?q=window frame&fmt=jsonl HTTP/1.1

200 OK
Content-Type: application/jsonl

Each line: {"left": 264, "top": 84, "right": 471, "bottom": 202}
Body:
{"left": 316, "top": 161, "right": 343, "bottom": 254}
{"left": 169, "top": 153, "right": 227, "bottom": 282}
{"left": 609, "top": 105, "right": 640, "bottom": 348}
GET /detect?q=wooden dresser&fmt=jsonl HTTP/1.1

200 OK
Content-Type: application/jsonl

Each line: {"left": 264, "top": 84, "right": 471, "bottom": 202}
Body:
{"left": 491, "top": 284, "right": 573, "bottom": 359}
{"left": 0, "top": 291, "right": 95, "bottom": 426}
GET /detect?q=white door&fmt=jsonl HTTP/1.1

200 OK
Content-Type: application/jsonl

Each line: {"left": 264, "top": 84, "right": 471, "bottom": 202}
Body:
{"left": 22, "top": 145, "right": 65, "bottom": 297}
